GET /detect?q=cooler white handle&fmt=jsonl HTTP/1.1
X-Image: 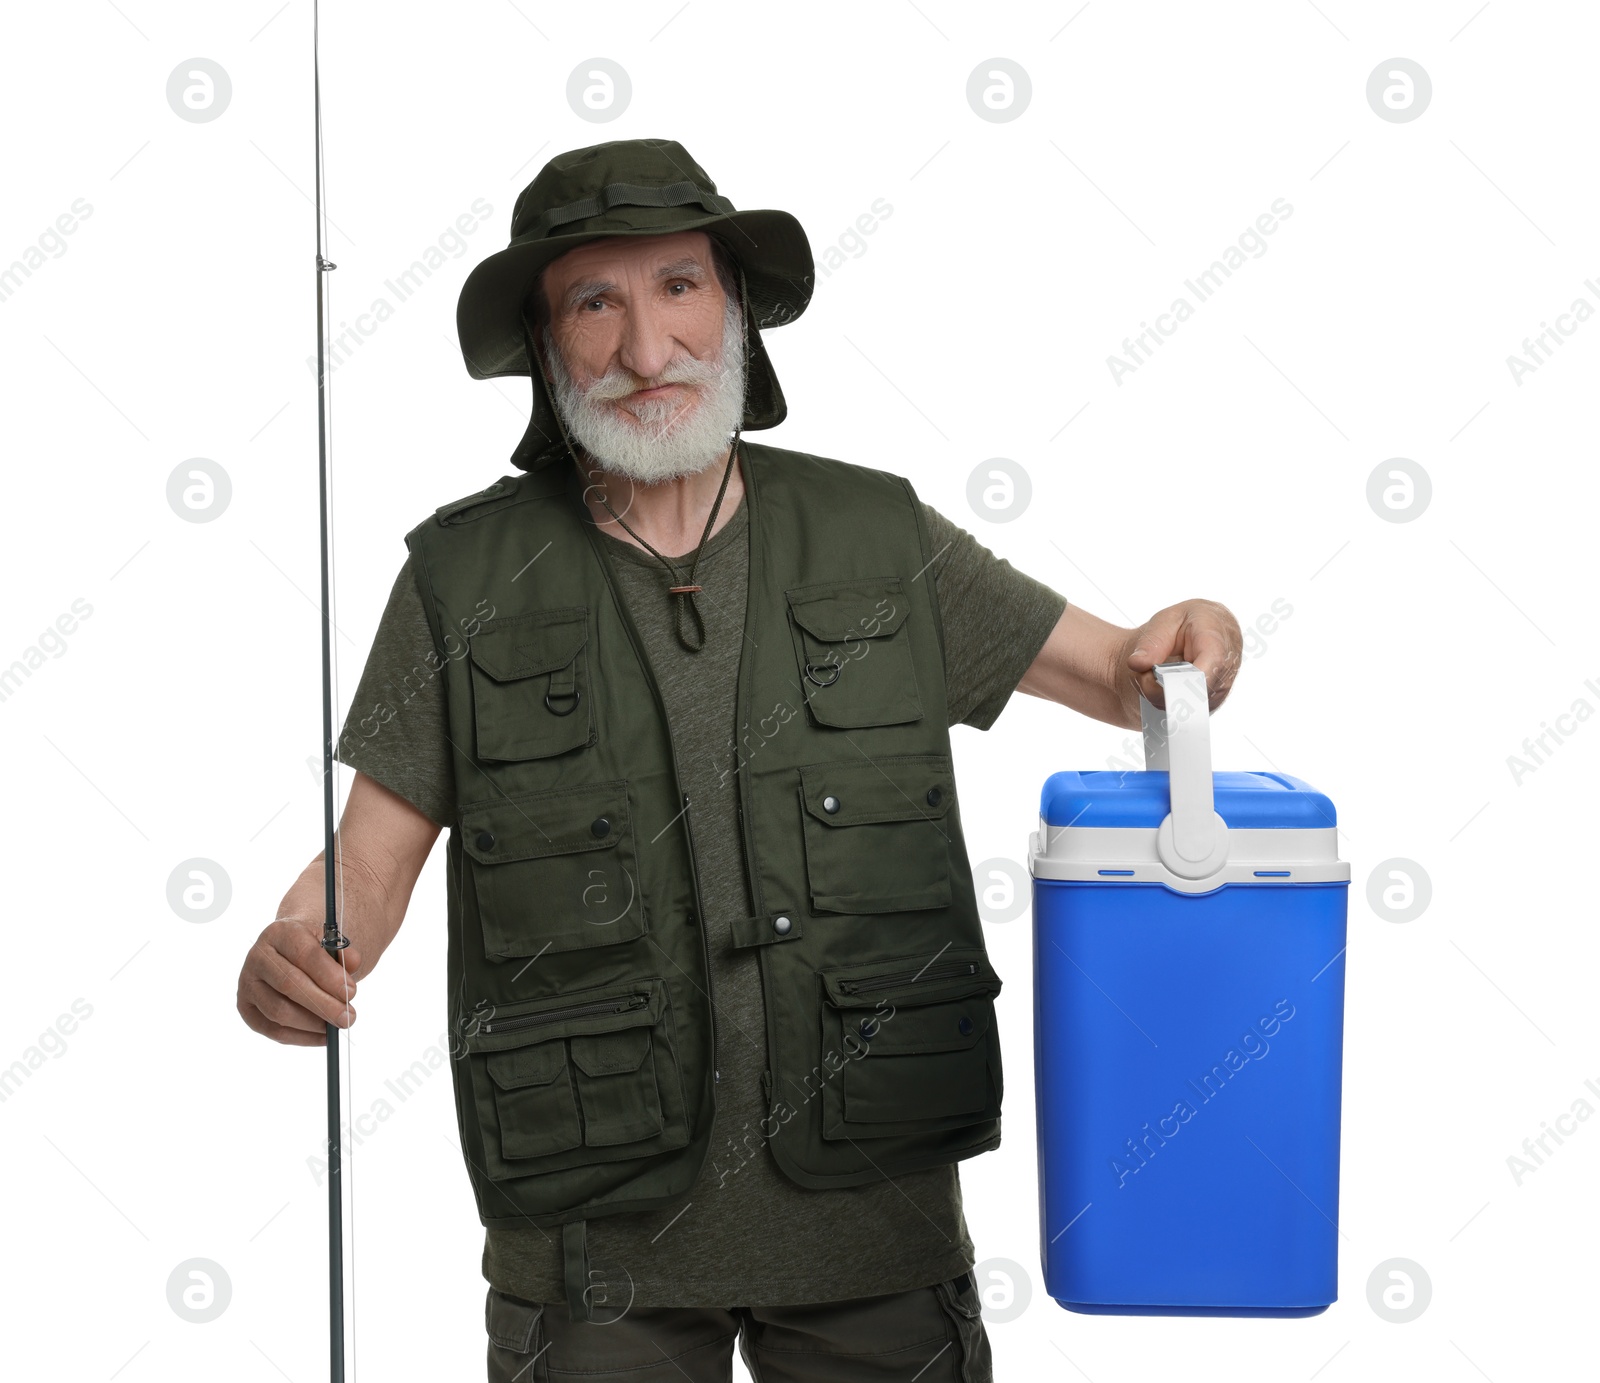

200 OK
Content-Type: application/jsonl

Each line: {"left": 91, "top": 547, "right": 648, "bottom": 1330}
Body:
{"left": 1139, "top": 659, "right": 1229, "bottom": 880}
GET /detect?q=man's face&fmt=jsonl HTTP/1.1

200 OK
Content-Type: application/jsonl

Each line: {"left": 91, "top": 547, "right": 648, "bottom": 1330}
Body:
{"left": 537, "top": 229, "right": 746, "bottom": 485}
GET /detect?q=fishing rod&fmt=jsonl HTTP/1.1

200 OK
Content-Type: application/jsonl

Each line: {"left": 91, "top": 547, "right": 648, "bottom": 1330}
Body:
{"left": 311, "top": 2, "right": 352, "bottom": 1379}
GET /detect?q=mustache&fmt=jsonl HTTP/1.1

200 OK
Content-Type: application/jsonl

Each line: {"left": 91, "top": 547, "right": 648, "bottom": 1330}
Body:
{"left": 581, "top": 350, "right": 728, "bottom": 404}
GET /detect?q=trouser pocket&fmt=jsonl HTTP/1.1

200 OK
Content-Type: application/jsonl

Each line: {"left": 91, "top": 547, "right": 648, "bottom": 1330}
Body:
{"left": 486, "top": 1288, "right": 547, "bottom": 1383}
{"left": 932, "top": 1273, "right": 993, "bottom": 1383}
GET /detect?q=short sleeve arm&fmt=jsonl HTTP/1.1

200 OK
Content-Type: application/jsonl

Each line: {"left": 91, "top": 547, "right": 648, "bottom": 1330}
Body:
{"left": 922, "top": 503, "right": 1067, "bottom": 731}
{"left": 334, "top": 554, "right": 457, "bottom": 827}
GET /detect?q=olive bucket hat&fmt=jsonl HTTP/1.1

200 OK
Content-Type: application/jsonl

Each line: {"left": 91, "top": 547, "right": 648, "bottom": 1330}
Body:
{"left": 455, "top": 137, "right": 815, "bottom": 472}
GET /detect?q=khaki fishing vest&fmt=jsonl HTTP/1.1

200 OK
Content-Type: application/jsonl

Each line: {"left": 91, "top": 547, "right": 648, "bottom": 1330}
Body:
{"left": 404, "top": 441, "right": 1004, "bottom": 1316}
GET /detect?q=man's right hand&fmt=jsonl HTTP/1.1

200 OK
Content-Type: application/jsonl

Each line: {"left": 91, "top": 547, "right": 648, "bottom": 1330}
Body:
{"left": 237, "top": 915, "right": 364, "bottom": 1047}
{"left": 237, "top": 772, "right": 441, "bottom": 1048}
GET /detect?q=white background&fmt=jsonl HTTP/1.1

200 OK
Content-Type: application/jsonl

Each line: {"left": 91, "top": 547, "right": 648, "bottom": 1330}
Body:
{"left": 1, "top": 1, "right": 1594, "bottom": 1379}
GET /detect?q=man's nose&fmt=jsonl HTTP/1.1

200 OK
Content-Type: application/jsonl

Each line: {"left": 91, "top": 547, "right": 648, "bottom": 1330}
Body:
{"left": 616, "top": 294, "right": 680, "bottom": 382}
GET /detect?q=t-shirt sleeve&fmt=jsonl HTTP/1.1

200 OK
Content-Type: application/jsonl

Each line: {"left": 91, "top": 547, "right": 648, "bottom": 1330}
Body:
{"left": 334, "top": 554, "right": 457, "bottom": 827}
{"left": 923, "top": 502, "right": 1067, "bottom": 731}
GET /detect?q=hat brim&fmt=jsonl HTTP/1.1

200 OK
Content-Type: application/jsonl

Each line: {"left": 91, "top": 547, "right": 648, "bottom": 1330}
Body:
{"left": 456, "top": 206, "right": 814, "bottom": 380}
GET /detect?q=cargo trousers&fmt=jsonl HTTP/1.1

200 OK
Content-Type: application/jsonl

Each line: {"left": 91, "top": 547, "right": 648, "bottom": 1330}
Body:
{"left": 485, "top": 1271, "right": 992, "bottom": 1382}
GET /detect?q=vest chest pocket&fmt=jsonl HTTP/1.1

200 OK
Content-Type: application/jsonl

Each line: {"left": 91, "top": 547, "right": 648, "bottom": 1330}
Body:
{"left": 786, "top": 578, "right": 923, "bottom": 729}
{"left": 798, "top": 756, "right": 955, "bottom": 914}
{"left": 462, "top": 780, "right": 646, "bottom": 958}
{"left": 469, "top": 979, "right": 690, "bottom": 1182}
{"left": 468, "top": 609, "right": 595, "bottom": 761}
{"left": 817, "top": 951, "right": 1003, "bottom": 1141}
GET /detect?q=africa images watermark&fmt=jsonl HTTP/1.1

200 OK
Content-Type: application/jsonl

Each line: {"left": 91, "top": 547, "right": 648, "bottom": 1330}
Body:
{"left": 0, "top": 598, "right": 95, "bottom": 706}
{"left": 711, "top": 1000, "right": 898, "bottom": 1189}
{"left": 713, "top": 592, "right": 897, "bottom": 789}
{"left": 0, "top": 198, "right": 93, "bottom": 305}
{"left": 307, "top": 1026, "right": 456, "bottom": 1185}
{"left": 332, "top": 597, "right": 495, "bottom": 770}
{"left": 1504, "top": 675, "right": 1600, "bottom": 786}
{"left": 0, "top": 999, "right": 94, "bottom": 1104}
{"left": 1107, "top": 198, "right": 1294, "bottom": 384}
{"left": 1102, "top": 599, "right": 1290, "bottom": 770}
{"left": 306, "top": 198, "right": 494, "bottom": 378}
{"left": 713, "top": 699, "right": 799, "bottom": 790}
{"left": 1505, "top": 1075, "right": 1600, "bottom": 1187}
{"left": 814, "top": 197, "right": 894, "bottom": 279}
{"left": 1110, "top": 999, "right": 1297, "bottom": 1188}
{"left": 1505, "top": 277, "right": 1600, "bottom": 385}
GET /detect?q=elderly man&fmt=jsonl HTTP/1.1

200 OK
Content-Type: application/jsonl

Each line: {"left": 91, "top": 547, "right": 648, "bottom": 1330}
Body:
{"left": 238, "top": 139, "right": 1241, "bottom": 1382}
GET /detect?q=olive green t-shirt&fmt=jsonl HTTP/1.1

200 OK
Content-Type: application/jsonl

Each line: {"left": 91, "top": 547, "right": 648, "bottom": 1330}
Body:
{"left": 336, "top": 486, "right": 1066, "bottom": 1307}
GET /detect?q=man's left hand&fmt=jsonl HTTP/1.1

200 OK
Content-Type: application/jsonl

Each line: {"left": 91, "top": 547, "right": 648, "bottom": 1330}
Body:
{"left": 1123, "top": 599, "right": 1242, "bottom": 713}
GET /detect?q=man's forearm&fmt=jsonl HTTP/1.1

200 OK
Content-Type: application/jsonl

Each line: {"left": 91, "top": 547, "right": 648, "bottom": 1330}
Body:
{"left": 1018, "top": 598, "right": 1243, "bottom": 724}
{"left": 275, "top": 847, "right": 404, "bottom": 985}
{"left": 1017, "top": 605, "right": 1143, "bottom": 728}
{"left": 291, "top": 770, "right": 444, "bottom": 983}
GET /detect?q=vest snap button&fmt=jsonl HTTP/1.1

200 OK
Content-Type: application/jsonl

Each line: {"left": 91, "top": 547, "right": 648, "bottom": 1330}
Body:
{"left": 773, "top": 915, "right": 792, "bottom": 936}
{"left": 859, "top": 1016, "right": 879, "bottom": 1038}
{"left": 475, "top": 830, "right": 495, "bottom": 851}
{"left": 958, "top": 1015, "right": 974, "bottom": 1036}
{"left": 926, "top": 786, "right": 942, "bottom": 807}
{"left": 591, "top": 817, "right": 611, "bottom": 838}
{"left": 822, "top": 795, "right": 840, "bottom": 814}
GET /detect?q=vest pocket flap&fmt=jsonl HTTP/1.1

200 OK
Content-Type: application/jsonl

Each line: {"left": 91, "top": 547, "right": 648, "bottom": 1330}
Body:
{"left": 462, "top": 780, "right": 630, "bottom": 865}
{"left": 785, "top": 578, "right": 923, "bottom": 731}
{"left": 799, "top": 756, "right": 954, "bottom": 827}
{"left": 469, "top": 610, "right": 588, "bottom": 682}
{"left": 858, "top": 999, "right": 992, "bottom": 1056}
{"left": 786, "top": 578, "right": 910, "bottom": 642}
{"left": 487, "top": 1042, "right": 567, "bottom": 1090}
{"left": 570, "top": 1026, "right": 651, "bottom": 1076}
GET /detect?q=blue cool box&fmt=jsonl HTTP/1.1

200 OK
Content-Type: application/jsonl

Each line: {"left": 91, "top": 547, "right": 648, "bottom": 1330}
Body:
{"left": 1029, "top": 664, "right": 1349, "bottom": 1316}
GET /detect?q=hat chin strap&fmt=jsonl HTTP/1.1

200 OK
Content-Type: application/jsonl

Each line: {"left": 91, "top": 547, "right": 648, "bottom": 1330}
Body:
{"left": 520, "top": 300, "right": 586, "bottom": 475}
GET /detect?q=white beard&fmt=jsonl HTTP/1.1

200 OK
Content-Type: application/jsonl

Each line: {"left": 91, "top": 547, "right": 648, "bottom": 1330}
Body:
{"left": 543, "top": 293, "right": 747, "bottom": 484}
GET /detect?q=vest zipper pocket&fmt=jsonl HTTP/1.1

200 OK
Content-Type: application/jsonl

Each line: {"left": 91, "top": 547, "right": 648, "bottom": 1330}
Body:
{"left": 835, "top": 960, "right": 977, "bottom": 996}
{"left": 815, "top": 950, "right": 1003, "bottom": 1143}
{"left": 470, "top": 978, "right": 693, "bottom": 1185}
{"left": 479, "top": 993, "right": 648, "bottom": 1036}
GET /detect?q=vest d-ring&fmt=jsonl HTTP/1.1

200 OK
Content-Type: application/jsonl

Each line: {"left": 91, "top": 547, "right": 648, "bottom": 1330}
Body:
{"left": 544, "top": 687, "right": 581, "bottom": 716}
